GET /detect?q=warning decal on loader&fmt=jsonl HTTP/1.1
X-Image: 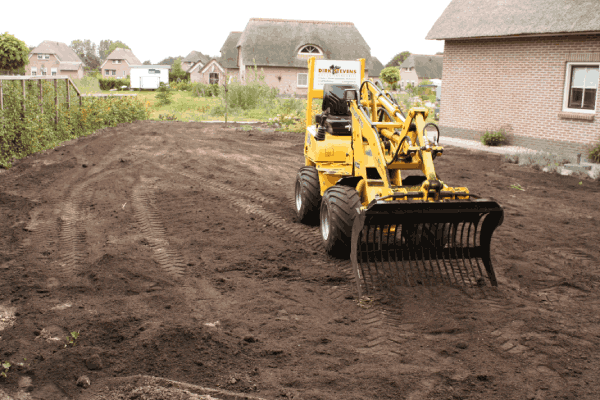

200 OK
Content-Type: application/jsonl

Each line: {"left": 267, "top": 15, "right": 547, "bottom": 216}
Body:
{"left": 313, "top": 60, "right": 361, "bottom": 90}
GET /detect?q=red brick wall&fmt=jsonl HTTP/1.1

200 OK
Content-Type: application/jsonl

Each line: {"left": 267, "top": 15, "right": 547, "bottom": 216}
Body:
{"left": 101, "top": 60, "right": 133, "bottom": 79}
{"left": 441, "top": 34, "right": 600, "bottom": 157}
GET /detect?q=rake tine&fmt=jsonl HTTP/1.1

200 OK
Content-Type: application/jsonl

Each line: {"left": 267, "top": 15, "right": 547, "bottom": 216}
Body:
{"left": 465, "top": 220, "right": 481, "bottom": 283}
{"left": 442, "top": 222, "right": 457, "bottom": 285}
{"left": 379, "top": 225, "right": 390, "bottom": 290}
{"left": 459, "top": 220, "right": 474, "bottom": 286}
{"left": 450, "top": 222, "right": 467, "bottom": 285}
{"left": 386, "top": 224, "right": 400, "bottom": 289}
{"left": 396, "top": 224, "right": 411, "bottom": 286}
{"left": 419, "top": 224, "right": 432, "bottom": 286}
{"left": 432, "top": 223, "right": 446, "bottom": 284}
{"left": 471, "top": 217, "right": 486, "bottom": 282}
{"left": 363, "top": 225, "right": 374, "bottom": 291}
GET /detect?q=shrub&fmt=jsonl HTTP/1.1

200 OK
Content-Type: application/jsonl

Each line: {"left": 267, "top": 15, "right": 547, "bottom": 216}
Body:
{"left": 481, "top": 129, "right": 506, "bottom": 146}
{"left": 155, "top": 82, "right": 173, "bottom": 106}
{"left": 192, "top": 83, "right": 220, "bottom": 97}
{"left": 217, "top": 66, "right": 279, "bottom": 111}
{"left": 0, "top": 80, "right": 148, "bottom": 168}
{"left": 73, "top": 76, "right": 101, "bottom": 93}
{"left": 588, "top": 141, "right": 600, "bottom": 163}
{"left": 98, "top": 78, "right": 131, "bottom": 91}
{"left": 171, "top": 80, "right": 193, "bottom": 91}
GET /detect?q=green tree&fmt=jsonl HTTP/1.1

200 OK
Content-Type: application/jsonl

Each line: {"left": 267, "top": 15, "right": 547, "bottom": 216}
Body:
{"left": 380, "top": 67, "right": 401, "bottom": 88}
{"left": 70, "top": 39, "right": 101, "bottom": 70}
{"left": 106, "top": 41, "right": 130, "bottom": 57}
{"left": 157, "top": 56, "right": 182, "bottom": 66}
{"left": 0, "top": 33, "right": 29, "bottom": 74}
{"left": 385, "top": 51, "right": 411, "bottom": 68}
{"left": 98, "top": 40, "right": 113, "bottom": 60}
{"left": 169, "top": 58, "right": 188, "bottom": 82}
{"left": 142, "top": 60, "right": 152, "bottom": 65}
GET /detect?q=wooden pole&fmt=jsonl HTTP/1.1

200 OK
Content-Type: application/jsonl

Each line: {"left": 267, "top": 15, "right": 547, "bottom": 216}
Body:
{"left": 39, "top": 79, "right": 43, "bottom": 114}
{"left": 66, "top": 78, "right": 70, "bottom": 110}
{"left": 54, "top": 79, "right": 58, "bottom": 126}
{"left": 22, "top": 80, "right": 26, "bottom": 114}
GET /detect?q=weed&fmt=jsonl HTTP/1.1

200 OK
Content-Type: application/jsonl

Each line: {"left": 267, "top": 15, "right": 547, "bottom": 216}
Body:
{"left": 481, "top": 129, "right": 506, "bottom": 146}
{"left": 510, "top": 183, "right": 525, "bottom": 191}
{"left": 504, "top": 153, "right": 520, "bottom": 164}
{"left": 241, "top": 125, "right": 253, "bottom": 131}
{"left": 158, "top": 113, "right": 178, "bottom": 121}
{"left": 0, "top": 361, "right": 10, "bottom": 378}
{"left": 65, "top": 331, "right": 80, "bottom": 347}
{"left": 588, "top": 141, "right": 600, "bottom": 163}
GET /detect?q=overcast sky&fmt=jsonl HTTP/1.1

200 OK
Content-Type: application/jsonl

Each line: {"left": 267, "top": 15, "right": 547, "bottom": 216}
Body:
{"left": 4, "top": 0, "right": 452, "bottom": 66}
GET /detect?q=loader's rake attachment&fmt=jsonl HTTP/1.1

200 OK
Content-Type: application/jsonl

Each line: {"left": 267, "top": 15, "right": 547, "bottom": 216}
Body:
{"left": 350, "top": 199, "right": 504, "bottom": 296}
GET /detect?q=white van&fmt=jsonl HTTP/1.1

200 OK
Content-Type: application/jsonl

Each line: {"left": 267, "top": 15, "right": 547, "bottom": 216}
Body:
{"left": 130, "top": 65, "right": 171, "bottom": 90}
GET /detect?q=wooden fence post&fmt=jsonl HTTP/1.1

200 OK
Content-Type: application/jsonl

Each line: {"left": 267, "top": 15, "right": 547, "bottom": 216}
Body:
{"left": 66, "top": 78, "right": 70, "bottom": 110}
{"left": 22, "top": 79, "right": 26, "bottom": 114}
{"left": 39, "top": 79, "right": 43, "bottom": 114}
{"left": 54, "top": 79, "right": 58, "bottom": 126}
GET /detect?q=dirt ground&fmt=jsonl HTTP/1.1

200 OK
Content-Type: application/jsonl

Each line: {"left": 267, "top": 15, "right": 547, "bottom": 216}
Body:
{"left": 1, "top": 121, "right": 599, "bottom": 400}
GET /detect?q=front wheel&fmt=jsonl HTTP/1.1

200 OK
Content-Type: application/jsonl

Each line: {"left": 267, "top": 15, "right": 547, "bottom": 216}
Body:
{"left": 295, "top": 166, "right": 321, "bottom": 225}
{"left": 320, "top": 185, "right": 361, "bottom": 258}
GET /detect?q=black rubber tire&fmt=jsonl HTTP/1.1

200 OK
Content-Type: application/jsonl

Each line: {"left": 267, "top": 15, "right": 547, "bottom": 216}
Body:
{"left": 295, "top": 166, "right": 322, "bottom": 225}
{"left": 320, "top": 185, "right": 361, "bottom": 258}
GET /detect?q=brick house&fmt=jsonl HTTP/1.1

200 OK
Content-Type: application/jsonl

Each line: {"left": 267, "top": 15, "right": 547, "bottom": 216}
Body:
{"left": 188, "top": 32, "right": 240, "bottom": 84}
{"left": 398, "top": 55, "right": 443, "bottom": 89}
{"left": 427, "top": 0, "right": 600, "bottom": 158}
{"left": 182, "top": 51, "right": 210, "bottom": 73}
{"left": 190, "top": 19, "right": 383, "bottom": 94}
{"left": 26, "top": 41, "right": 84, "bottom": 79}
{"left": 100, "top": 48, "right": 142, "bottom": 79}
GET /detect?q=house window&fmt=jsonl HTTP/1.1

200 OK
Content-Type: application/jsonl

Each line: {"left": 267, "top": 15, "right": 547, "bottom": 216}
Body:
{"left": 51, "top": 68, "right": 57, "bottom": 76}
{"left": 112, "top": 70, "right": 116, "bottom": 76}
{"left": 37, "top": 54, "right": 50, "bottom": 60}
{"left": 31, "top": 67, "right": 37, "bottom": 76}
{"left": 113, "top": 60, "right": 121, "bottom": 64}
{"left": 123, "top": 71, "right": 126, "bottom": 76}
{"left": 41, "top": 68, "right": 47, "bottom": 76}
{"left": 297, "top": 73, "right": 308, "bottom": 88}
{"left": 299, "top": 45, "right": 322, "bottom": 55}
{"left": 563, "top": 63, "right": 599, "bottom": 112}
{"left": 209, "top": 73, "right": 219, "bottom": 84}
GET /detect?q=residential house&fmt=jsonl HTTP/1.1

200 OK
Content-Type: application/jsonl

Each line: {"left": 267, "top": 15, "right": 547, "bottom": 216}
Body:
{"left": 182, "top": 50, "right": 210, "bottom": 73}
{"left": 398, "top": 55, "right": 443, "bottom": 90}
{"left": 192, "top": 19, "right": 382, "bottom": 94}
{"left": 426, "top": 0, "right": 600, "bottom": 158}
{"left": 26, "top": 41, "right": 84, "bottom": 79}
{"left": 188, "top": 33, "right": 240, "bottom": 84}
{"left": 100, "top": 48, "right": 142, "bottom": 79}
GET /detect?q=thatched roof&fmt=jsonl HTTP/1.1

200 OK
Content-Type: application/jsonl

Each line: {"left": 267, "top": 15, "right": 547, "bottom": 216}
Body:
{"left": 400, "top": 55, "right": 443, "bottom": 79}
{"left": 30, "top": 41, "right": 82, "bottom": 63}
{"left": 183, "top": 51, "right": 210, "bottom": 64}
{"left": 370, "top": 57, "right": 384, "bottom": 77}
{"left": 427, "top": 0, "right": 600, "bottom": 40}
{"left": 236, "top": 18, "right": 377, "bottom": 70}
{"left": 106, "top": 48, "right": 142, "bottom": 65}
{"left": 219, "top": 32, "right": 242, "bottom": 69}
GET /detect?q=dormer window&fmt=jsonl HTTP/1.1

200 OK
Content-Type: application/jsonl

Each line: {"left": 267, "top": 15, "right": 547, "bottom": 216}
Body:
{"left": 299, "top": 45, "right": 322, "bottom": 55}
{"left": 37, "top": 54, "right": 50, "bottom": 60}
{"left": 113, "top": 60, "right": 121, "bottom": 64}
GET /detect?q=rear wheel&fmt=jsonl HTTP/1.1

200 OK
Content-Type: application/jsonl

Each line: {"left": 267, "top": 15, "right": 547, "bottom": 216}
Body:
{"left": 295, "top": 166, "right": 321, "bottom": 225}
{"left": 320, "top": 185, "right": 361, "bottom": 258}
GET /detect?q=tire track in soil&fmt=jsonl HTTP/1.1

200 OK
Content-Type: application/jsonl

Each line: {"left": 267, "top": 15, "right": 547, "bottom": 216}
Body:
{"left": 165, "top": 166, "right": 402, "bottom": 357}
{"left": 132, "top": 178, "right": 186, "bottom": 279}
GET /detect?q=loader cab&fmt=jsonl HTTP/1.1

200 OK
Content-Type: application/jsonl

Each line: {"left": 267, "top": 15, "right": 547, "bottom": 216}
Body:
{"left": 314, "top": 84, "right": 359, "bottom": 137}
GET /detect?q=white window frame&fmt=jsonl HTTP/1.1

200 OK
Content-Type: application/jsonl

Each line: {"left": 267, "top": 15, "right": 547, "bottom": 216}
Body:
{"left": 51, "top": 68, "right": 57, "bottom": 76}
{"left": 297, "top": 73, "right": 308, "bottom": 88}
{"left": 562, "top": 61, "right": 599, "bottom": 114}
{"left": 113, "top": 60, "right": 121, "bottom": 64}
{"left": 41, "top": 68, "right": 47, "bottom": 76}
{"left": 209, "top": 72, "right": 219, "bottom": 85}
{"left": 123, "top": 70, "right": 126, "bottom": 76}
{"left": 37, "top": 54, "right": 50, "bottom": 60}
{"left": 31, "top": 67, "right": 37, "bottom": 76}
{"left": 298, "top": 45, "right": 323, "bottom": 56}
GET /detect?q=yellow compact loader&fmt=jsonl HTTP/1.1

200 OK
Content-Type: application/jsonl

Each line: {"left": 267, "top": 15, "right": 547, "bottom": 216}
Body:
{"left": 294, "top": 57, "right": 504, "bottom": 294}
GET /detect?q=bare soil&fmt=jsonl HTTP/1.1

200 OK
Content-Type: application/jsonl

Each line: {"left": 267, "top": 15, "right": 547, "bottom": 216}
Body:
{"left": 1, "top": 121, "right": 599, "bottom": 400}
